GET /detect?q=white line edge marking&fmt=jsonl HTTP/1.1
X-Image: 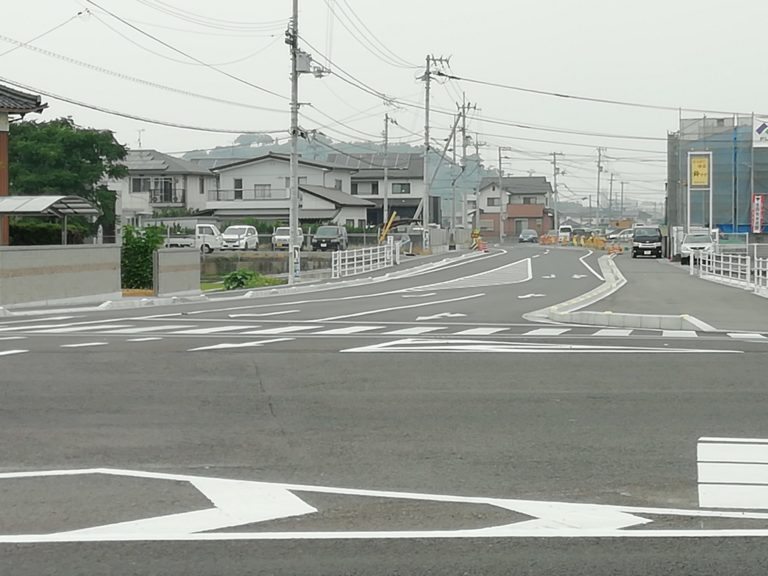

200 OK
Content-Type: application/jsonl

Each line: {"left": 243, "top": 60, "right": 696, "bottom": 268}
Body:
{"left": 579, "top": 250, "right": 605, "bottom": 281}
{"left": 314, "top": 293, "right": 485, "bottom": 322}
{"left": 60, "top": 342, "right": 110, "bottom": 348}
{"left": 1, "top": 467, "right": 768, "bottom": 541}
{"left": 127, "top": 337, "right": 163, "bottom": 342}
{"left": 188, "top": 338, "right": 294, "bottom": 351}
{"left": 0, "top": 350, "right": 28, "bottom": 356}
{"left": 0, "top": 336, "right": 27, "bottom": 341}
{"left": 229, "top": 310, "right": 300, "bottom": 318}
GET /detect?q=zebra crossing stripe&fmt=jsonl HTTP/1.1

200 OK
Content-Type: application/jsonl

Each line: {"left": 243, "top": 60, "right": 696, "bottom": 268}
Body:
{"left": 523, "top": 328, "right": 571, "bottom": 336}
{"left": 383, "top": 326, "right": 447, "bottom": 335}
{"left": 240, "top": 326, "right": 323, "bottom": 335}
{"left": 592, "top": 329, "right": 633, "bottom": 337}
{"left": 314, "top": 326, "right": 385, "bottom": 335}
{"left": 452, "top": 328, "right": 508, "bottom": 336}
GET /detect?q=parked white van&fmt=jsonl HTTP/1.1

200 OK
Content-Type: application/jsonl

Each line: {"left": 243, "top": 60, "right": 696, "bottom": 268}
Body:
{"left": 558, "top": 225, "right": 573, "bottom": 242}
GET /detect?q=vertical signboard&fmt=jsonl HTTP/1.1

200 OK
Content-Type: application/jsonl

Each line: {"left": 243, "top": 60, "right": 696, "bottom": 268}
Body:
{"left": 687, "top": 151, "right": 713, "bottom": 233}
{"left": 754, "top": 117, "right": 768, "bottom": 147}
{"left": 753, "top": 194, "right": 765, "bottom": 233}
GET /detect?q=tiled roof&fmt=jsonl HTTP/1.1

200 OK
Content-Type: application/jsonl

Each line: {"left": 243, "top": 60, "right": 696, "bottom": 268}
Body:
{"left": 125, "top": 149, "right": 212, "bottom": 175}
{"left": 212, "top": 152, "right": 357, "bottom": 172}
{"left": 0, "top": 84, "right": 46, "bottom": 114}
{"left": 327, "top": 153, "right": 424, "bottom": 180}
{"left": 300, "top": 185, "right": 375, "bottom": 207}
{"left": 479, "top": 176, "right": 553, "bottom": 195}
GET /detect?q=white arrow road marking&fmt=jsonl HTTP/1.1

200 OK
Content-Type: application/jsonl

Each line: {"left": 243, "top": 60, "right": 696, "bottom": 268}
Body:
{"left": 415, "top": 312, "right": 467, "bottom": 321}
{"left": 409, "top": 257, "right": 531, "bottom": 291}
{"left": 341, "top": 338, "right": 744, "bottom": 354}
{"left": 2, "top": 467, "right": 768, "bottom": 541}
{"left": 188, "top": 338, "right": 294, "bottom": 351}
{"left": 229, "top": 310, "right": 300, "bottom": 318}
{"left": 314, "top": 293, "right": 485, "bottom": 322}
{"left": 517, "top": 294, "right": 546, "bottom": 299}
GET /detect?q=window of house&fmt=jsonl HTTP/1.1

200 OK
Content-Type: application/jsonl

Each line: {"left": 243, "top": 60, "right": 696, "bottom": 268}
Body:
{"left": 234, "top": 178, "right": 243, "bottom": 200}
{"left": 357, "top": 219, "right": 366, "bottom": 229}
{"left": 351, "top": 182, "right": 358, "bottom": 195}
{"left": 253, "top": 184, "right": 271, "bottom": 198}
{"left": 131, "top": 177, "right": 151, "bottom": 193}
{"left": 480, "top": 220, "right": 494, "bottom": 230}
{"left": 523, "top": 196, "right": 538, "bottom": 205}
{"left": 199, "top": 176, "right": 205, "bottom": 195}
{"left": 346, "top": 219, "right": 355, "bottom": 228}
{"left": 392, "top": 183, "right": 410, "bottom": 195}
{"left": 283, "top": 176, "right": 307, "bottom": 188}
{"left": 371, "top": 181, "right": 379, "bottom": 195}
{"left": 334, "top": 179, "right": 343, "bottom": 191}
{"left": 487, "top": 197, "right": 500, "bottom": 206}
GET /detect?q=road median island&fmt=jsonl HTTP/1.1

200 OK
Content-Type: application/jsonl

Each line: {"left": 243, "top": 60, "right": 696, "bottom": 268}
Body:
{"left": 541, "top": 255, "right": 711, "bottom": 331}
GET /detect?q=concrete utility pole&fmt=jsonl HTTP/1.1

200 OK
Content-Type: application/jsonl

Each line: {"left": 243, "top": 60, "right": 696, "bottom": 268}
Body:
{"left": 287, "top": 0, "right": 300, "bottom": 285}
{"left": 596, "top": 147, "right": 604, "bottom": 227}
{"left": 620, "top": 181, "right": 625, "bottom": 218}
{"left": 608, "top": 172, "right": 615, "bottom": 223}
{"left": 383, "top": 112, "right": 390, "bottom": 224}
{"left": 497, "top": 146, "right": 513, "bottom": 243}
{"left": 421, "top": 55, "right": 449, "bottom": 245}
{"left": 457, "top": 93, "right": 477, "bottom": 228}
{"left": 551, "top": 152, "right": 564, "bottom": 229}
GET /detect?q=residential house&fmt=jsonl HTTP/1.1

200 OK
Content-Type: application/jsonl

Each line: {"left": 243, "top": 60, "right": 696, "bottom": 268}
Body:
{"left": 112, "top": 149, "right": 216, "bottom": 228}
{"left": 477, "top": 176, "right": 554, "bottom": 238}
{"left": 325, "top": 152, "right": 441, "bottom": 225}
{"left": 207, "top": 152, "right": 371, "bottom": 225}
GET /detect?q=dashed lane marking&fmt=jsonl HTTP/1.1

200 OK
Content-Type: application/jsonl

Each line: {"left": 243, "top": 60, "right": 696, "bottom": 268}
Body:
{"left": 662, "top": 330, "right": 698, "bottom": 338}
{"left": 188, "top": 338, "right": 295, "bottom": 352}
{"left": 229, "top": 310, "right": 300, "bottom": 318}
{"left": 452, "top": 327, "right": 508, "bottom": 336}
{"left": 726, "top": 333, "right": 767, "bottom": 340}
{"left": 60, "top": 342, "right": 110, "bottom": 348}
{"left": 127, "top": 337, "right": 163, "bottom": 342}
{"left": 0, "top": 350, "right": 28, "bottom": 357}
{"left": 0, "top": 336, "right": 26, "bottom": 341}
{"left": 171, "top": 325, "right": 261, "bottom": 335}
{"left": 382, "top": 326, "right": 447, "bottom": 336}
{"left": 592, "top": 329, "right": 633, "bottom": 337}
{"left": 33, "top": 324, "right": 133, "bottom": 334}
{"left": 100, "top": 325, "right": 191, "bottom": 334}
{"left": 314, "top": 326, "right": 385, "bottom": 335}
{"left": 240, "top": 325, "right": 323, "bottom": 335}
{"left": 523, "top": 328, "right": 571, "bottom": 336}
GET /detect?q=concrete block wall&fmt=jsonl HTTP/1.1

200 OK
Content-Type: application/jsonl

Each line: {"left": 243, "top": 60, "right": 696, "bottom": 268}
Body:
{"left": 0, "top": 245, "right": 121, "bottom": 306}
{"left": 154, "top": 248, "right": 201, "bottom": 297}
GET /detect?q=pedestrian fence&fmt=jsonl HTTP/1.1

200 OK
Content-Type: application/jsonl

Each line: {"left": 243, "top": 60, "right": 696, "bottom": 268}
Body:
{"left": 331, "top": 238, "right": 402, "bottom": 279}
{"left": 694, "top": 251, "right": 768, "bottom": 296}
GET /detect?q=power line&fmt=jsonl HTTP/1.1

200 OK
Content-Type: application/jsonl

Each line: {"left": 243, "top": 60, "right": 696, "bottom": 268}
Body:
{"left": 85, "top": 0, "right": 288, "bottom": 100}
{"left": 132, "top": 0, "right": 287, "bottom": 32}
{"left": 0, "top": 11, "right": 83, "bottom": 58}
{"left": 0, "top": 76, "right": 284, "bottom": 135}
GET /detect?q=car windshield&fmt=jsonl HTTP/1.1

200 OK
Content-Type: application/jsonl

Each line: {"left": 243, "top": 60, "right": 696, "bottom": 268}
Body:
{"left": 224, "top": 226, "right": 248, "bottom": 235}
{"left": 315, "top": 227, "right": 339, "bottom": 238}
{"left": 684, "top": 234, "right": 711, "bottom": 243}
{"left": 521, "top": 230, "right": 537, "bottom": 236}
{"left": 274, "top": 227, "right": 290, "bottom": 235}
{"left": 635, "top": 230, "right": 661, "bottom": 240}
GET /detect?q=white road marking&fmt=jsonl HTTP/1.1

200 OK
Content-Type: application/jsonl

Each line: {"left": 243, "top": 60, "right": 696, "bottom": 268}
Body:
{"left": 33, "top": 324, "right": 133, "bottom": 334}
{"left": 541, "top": 274, "right": 556, "bottom": 279}
{"left": 0, "top": 350, "right": 28, "bottom": 357}
{"left": 0, "top": 336, "right": 26, "bottom": 341}
{"left": 60, "top": 342, "right": 109, "bottom": 348}
{"left": 592, "top": 329, "right": 633, "bottom": 337}
{"left": 229, "top": 310, "right": 300, "bottom": 318}
{"left": 342, "top": 338, "right": 743, "bottom": 354}
{"left": 452, "top": 327, "right": 508, "bottom": 336}
{"left": 188, "top": 338, "right": 294, "bottom": 351}
{"left": 383, "top": 327, "right": 447, "bottom": 335}
{"left": 401, "top": 293, "right": 436, "bottom": 298}
{"left": 314, "top": 293, "right": 485, "bottom": 322}
{"left": 579, "top": 251, "right": 605, "bottom": 281}
{"left": 571, "top": 274, "right": 588, "bottom": 279}
{"left": 698, "top": 437, "right": 768, "bottom": 510}
{"left": 3, "top": 467, "right": 768, "bottom": 542}
{"left": 314, "top": 326, "right": 385, "bottom": 335}
{"left": 127, "top": 337, "right": 163, "bottom": 342}
{"left": 241, "top": 325, "right": 323, "bottom": 335}
{"left": 415, "top": 312, "right": 466, "bottom": 321}
{"left": 662, "top": 330, "right": 698, "bottom": 338}
{"left": 517, "top": 293, "right": 546, "bottom": 299}
{"left": 523, "top": 328, "right": 571, "bottom": 336}
{"left": 0, "top": 323, "right": 85, "bottom": 333}
{"left": 727, "top": 333, "right": 767, "bottom": 340}
{"left": 172, "top": 325, "right": 261, "bottom": 335}
{"left": 409, "top": 257, "right": 531, "bottom": 291}
{"left": 101, "top": 325, "right": 191, "bottom": 334}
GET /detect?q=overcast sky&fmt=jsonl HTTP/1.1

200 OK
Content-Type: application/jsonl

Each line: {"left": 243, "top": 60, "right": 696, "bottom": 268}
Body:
{"left": 3, "top": 0, "right": 767, "bottom": 206}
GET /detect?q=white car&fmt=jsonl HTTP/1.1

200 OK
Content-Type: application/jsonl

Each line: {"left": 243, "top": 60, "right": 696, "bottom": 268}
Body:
{"left": 221, "top": 225, "right": 259, "bottom": 251}
{"left": 680, "top": 232, "right": 715, "bottom": 265}
{"left": 271, "top": 226, "right": 304, "bottom": 250}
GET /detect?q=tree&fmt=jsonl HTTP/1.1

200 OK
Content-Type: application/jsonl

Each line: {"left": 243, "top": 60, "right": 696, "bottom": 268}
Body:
{"left": 8, "top": 117, "right": 128, "bottom": 235}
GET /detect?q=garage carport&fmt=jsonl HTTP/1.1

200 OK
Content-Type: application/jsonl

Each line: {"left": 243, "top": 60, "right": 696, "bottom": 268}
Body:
{"left": 0, "top": 195, "right": 100, "bottom": 245}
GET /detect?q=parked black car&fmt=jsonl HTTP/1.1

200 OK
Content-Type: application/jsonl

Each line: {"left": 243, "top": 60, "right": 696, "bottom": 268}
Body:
{"left": 518, "top": 229, "right": 539, "bottom": 243}
{"left": 311, "top": 225, "right": 349, "bottom": 251}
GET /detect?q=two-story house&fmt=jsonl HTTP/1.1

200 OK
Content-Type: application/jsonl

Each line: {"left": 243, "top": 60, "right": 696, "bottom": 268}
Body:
{"left": 207, "top": 153, "right": 371, "bottom": 225}
{"left": 325, "top": 152, "right": 440, "bottom": 225}
{"left": 477, "top": 176, "right": 554, "bottom": 239}
{"left": 112, "top": 149, "right": 216, "bottom": 228}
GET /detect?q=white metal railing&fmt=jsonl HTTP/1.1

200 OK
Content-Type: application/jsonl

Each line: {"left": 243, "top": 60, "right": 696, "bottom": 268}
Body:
{"left": 695, "top": 251, "right": 768, "bottom": 295}
{"left": 755, "top": 256, "right": 768, "bottom": 294}
{"left": 331, "top": 239, "right": 401, "bottom": 279}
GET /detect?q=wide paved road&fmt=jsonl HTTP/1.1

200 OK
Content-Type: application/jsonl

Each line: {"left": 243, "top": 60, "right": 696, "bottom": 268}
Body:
{"left": 2, "top": 244, "right": 768, "bottom": 575}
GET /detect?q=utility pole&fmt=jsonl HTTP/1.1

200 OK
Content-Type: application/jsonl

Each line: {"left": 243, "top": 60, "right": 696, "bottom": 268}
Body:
{"left": 608, "top": 172, "right": 615, "bottom": 224}
{"left": 383, "top": 112, "right": 390, "bottom": 225}
{"left": 551, "top": 152, "right": 564, "bottom": 229}
{"left": 288, "top": 0, "right": 300, "bottom": 285}
{"left": 457, "top": 93, "right": 477, "bottom": 228}
{"left": 620, "top": 181, "right": 625, "bottom": 218}
{"left": 421, "top": 55, "right": 450, "bottom": 246}
{"left": 497, "top": 146, "right": 512, "bottom": 244}
{"left": 596, "top": 147, "right": 604, "bottom": 228}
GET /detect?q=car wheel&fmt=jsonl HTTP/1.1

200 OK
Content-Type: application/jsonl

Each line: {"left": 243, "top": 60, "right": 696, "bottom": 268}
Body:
{"left": 631, "top": 251, "right": 637, "bottom": 259}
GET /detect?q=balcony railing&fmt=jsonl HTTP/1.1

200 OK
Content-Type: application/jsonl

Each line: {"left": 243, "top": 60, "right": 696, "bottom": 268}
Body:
{"left": 148, "top": 189, "right": 186, "bottom": 206}
{"left": 208, "top": 189, "right": 288, "bottom": 202}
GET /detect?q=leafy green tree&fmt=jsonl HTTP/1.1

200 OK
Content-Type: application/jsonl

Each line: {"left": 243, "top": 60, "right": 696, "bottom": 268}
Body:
{"left": 8, "top": 118, "right": 127, "bottom": 236}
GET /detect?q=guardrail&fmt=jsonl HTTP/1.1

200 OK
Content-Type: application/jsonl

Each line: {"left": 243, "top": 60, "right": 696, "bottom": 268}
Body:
{"left": 331, "top": 240, "right": 401, "bottom": 279}
{"left": 695, "top": 251, "right": 768, "bottom": 295}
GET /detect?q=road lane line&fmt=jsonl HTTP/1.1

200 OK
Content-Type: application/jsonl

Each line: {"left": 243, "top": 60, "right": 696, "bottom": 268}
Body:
{"left": 189, "top": 338, "right": 294, "bottom": 351}
{"left": 172, "top": 326, "right": 261, "bottom": 335}
{"left": 101, "top": 325, "right": 191, "bottom": 334}
{"left": 452, "top": 328, "right": 508, "bottom": 336}
{"left": 241, "top": 326, "right": 323, "bottom": 335}
{"left": 229, "top": 310, "right": 300, "bottom": 318}
{"left": 383, "top": 326, "right": 447, "bottom": 335}
{"left": 0, "top": 336, "right": 26, "bottom": 341}
{"left": 33, "top": 324, "right": 133, "bottom": 334}
{"left": 522, "top": 328, "right": 571, "bottom": 336}
{"left": 60, "top": 342, "right": 110, "bottom": 348}
{"left": 727, "top": 333, "right": 767, "bottom": 340}
{"left": 314, "top": 326, "right": 385, "bottom": 335}
{"left": 314, "top": 293, "right": 485, "bottom": 322}
{"left": 127, "top": 337, "right": 163, "bottom": 342}
{"left": 662, "top": 330, "right": 698, "bottom": 338}
{"left": 401, "top": 293, "right": 436, "bottom": 298}
{"left": 0, "top": 350, "right": 28, "bottom": 357}
{"left": 579, "top": 251, "right": 605, "bottom": 281}
{"left": 592, "top": 329, "right": 633, "bottom": 337}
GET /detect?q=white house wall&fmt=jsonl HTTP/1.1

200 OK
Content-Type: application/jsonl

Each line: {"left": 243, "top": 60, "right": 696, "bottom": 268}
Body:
{"left": 335, "top": 206, "right": 368, "bottom": 226}
{"left": 186, "top": 175, "right": 217, "bottom": 212}
{"left": 215, "top": 159, "right": 352, "bottom": 196}
{"left": 300, "top": 193, "right": 336, "bottom": 211}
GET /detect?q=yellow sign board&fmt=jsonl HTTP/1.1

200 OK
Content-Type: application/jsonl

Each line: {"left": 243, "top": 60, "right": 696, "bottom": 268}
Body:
{"left": 690, "top": 155, "right": 710, "bottom": 187}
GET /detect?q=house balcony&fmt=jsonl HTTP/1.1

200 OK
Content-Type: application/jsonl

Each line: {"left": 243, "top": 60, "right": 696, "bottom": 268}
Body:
{"left": 208, "top": 188, "right": 288, "bottom": 202}
{"left": 149, "top": 189, "right": 186, "bottom": 207}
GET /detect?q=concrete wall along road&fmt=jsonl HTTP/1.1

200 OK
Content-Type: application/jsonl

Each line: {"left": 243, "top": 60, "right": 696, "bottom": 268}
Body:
{"left": 154, "top": 248, "right": 201, "bottom": 297}
{"left": 0, "top": 245, "right": 121, "bottom": 307}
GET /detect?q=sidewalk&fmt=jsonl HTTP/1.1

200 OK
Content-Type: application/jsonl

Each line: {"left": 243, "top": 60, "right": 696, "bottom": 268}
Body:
{"left": 584, "top": 257, "right": 768, "bottom": 332}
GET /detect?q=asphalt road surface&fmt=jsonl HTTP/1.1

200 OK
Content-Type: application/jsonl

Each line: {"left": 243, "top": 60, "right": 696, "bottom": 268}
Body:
{"left": 2, "top": 244, "right": 768, "bottom": 575}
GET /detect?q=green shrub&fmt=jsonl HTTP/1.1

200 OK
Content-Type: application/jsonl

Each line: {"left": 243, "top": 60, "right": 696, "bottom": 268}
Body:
{"left": 10, "top": 219, "right": 89, "bottom": 245}
{"left": 222, "top": 269, "right": 286, "bottom": 290}
{"left": 121, "top": 226, "right": 164, "bottom": 289}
